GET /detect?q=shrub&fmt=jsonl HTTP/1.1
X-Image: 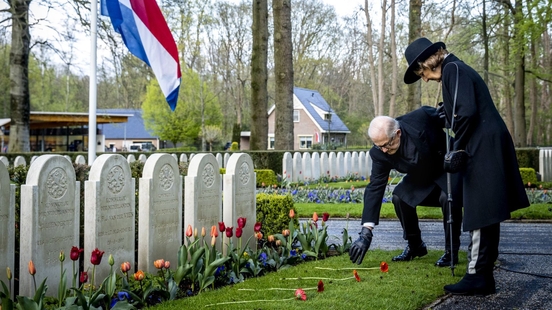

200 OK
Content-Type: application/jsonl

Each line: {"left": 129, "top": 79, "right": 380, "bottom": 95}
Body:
{"left": 230, "top": 142, "right": 239, "bottom": 151}
{"left": 520, "top": 168, "right": 537, "bottom": 186}
{"left": 254, "top": 169, "right": 278, "bottom": 187}
{"left": 256, "top": 193, "right": 298, "bottom": 236}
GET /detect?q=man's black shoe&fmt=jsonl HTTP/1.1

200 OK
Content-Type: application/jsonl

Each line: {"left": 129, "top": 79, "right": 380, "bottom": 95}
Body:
{"left": 444, "top": 273, "right": 496, "bottom": 296}
{"left": 435, "top": 250, "right": 459, "bottom": 267}
{"left": 392, "top": 242, "right": 428, "bottom": 261}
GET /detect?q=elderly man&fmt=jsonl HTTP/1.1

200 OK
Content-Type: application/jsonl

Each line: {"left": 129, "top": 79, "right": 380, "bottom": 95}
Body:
{"left": 349, "top": 106, "right": 463, "bottom": 268}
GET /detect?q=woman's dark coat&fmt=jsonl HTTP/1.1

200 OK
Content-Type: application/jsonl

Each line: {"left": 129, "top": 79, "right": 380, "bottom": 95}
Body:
{"left": 440, "top": 54, "right": 529, "bottom": 231}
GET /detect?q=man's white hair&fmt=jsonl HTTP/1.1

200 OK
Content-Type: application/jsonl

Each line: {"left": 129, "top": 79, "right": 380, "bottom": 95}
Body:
{"left": 368, "top": 116, "right": 399, "bottom": 140}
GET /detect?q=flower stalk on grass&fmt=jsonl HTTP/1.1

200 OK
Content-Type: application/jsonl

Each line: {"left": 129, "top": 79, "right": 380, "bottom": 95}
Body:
{"left": 314, "top": 261, "right": 389, "bottom": 273}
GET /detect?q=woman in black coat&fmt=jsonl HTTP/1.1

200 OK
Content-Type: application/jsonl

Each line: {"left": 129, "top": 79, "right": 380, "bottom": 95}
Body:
{"left": 404, "top": 37, "right": 529, "bottom": 296}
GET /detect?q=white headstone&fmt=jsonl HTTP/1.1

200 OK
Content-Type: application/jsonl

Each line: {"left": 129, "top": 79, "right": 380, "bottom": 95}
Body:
{"left": 320, "top": 152, "right": 330, "bottom": 180}
{"left": 311, "top": 152, "right": 321, "bottom": 181}
{"left": 337, "top": 152, "right": 345, "bottom": 178}
{"left": 20, "top": 155, "right": 80, "bottom": 296}
{"left": 85, "top": 154, "right": 135, "bottom": 282}
{"left": 223, "top": 153, "right": 230, "bottom": 168}
{"left": 138, "top": 154, "right": 147, "bottom": 163}
{"left": 366, "top": 151, "right": 373, "bottom": 179}
{"left": 292, "top": 152, "right": 303, "bottom": 183}
{"left": 301, "top": 152, "right": 312, "bottom": 183}
{"left": 352, "top": 152, "right": 359, "bottom": 176}
{"left": 64, "top": 155, "right": 72, "bottom": 163}
{"left": 75, "top": 155, "right": 87, "bottom": 165}
{"left": 138, "top": 154, "right": 182, "bottom": 273}
{"left": 31, "top": 155, "right": 38, "bottom": 165}
{"left": 171, "top": 153, "right": 178, "bottom": 161}
{"left": 184, "top": 154, "right": 222, "bottom": 246}
{"left": 0, "top": 156, "right": 9, "bottom": 166}
{"left": 223, "top": 153, "right": 256, "bottom": 251}
{"left": 539, "top": 149, "right": 552, "bottom": 182}
{"left": 282, "top": 152, "right": 293, "bottom": 184}
{"left": 0, "top": 162, "right": 15, "bottom": 297}
{"left": 359, "top": 151, "right": 367, "bottom": 179}
{"left": 127, "top": 154, "right": 136, "bottom": 163}
{"left": 14, "top": 156, "right": 26, "bottom": 167}
{"left": 329, "top": 152, "right": 338, "bottom": 179}
{"left": 179, "top": 153, "right": 188, "bottom": 164}
{"left": 344, "top": 152, "right": 352, "bottom": 176}
{"left": 216, "top": 153, "right": 223, "bottom": 169}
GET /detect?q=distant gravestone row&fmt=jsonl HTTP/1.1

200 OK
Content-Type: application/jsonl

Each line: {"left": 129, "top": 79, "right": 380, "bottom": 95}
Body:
{"left": 1, "top": 152, "right": 256, "bottom": 296}
{"left": 282, "top": 151, "right": 372, "bottom": 183}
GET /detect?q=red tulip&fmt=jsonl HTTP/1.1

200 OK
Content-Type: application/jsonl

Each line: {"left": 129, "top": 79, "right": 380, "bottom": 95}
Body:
{"left": 317, "top": 280, "right": 324, "bottom": 292}
{"left": 218, "top": 222, "right": 226, "bottom": 232}
{"left": 186, "top": 225, "right": 193, "bottom": 237}
{"left": 353, "top": 270, "right": 360, "bottom": 282}
{"left": 90, "top": 248, "right": 105, "bottom": 265}
{"left": 237, "top": 217, "right": 247, "bottom": 229}
{"left": 225, "top": 227, "right": 233, "bottom": 238}
{"left": 164, "top": 261, "right": 171, "bottom": 269}
{"left": 236, "top": 227, "right": 243, "bottom": 238}
{"left": 80, "top": 271, "right": 88, "bottom": 283}
{"left": 28, "top": 260, "right": 36, "bottom": 275}
{"left": 380, "top": 261, "right": 389, "bottom": 273}
{"left": 295, "top": 288, "right": 307, "bottom": 301}
{"left": 70, "top": 246, "right": 83, "bottom": 261}
{"left": 322, "top": 212, "right": 330, "bottom": 222}
{"left": 254, "top": 222, "right": 262, "bottom": 233}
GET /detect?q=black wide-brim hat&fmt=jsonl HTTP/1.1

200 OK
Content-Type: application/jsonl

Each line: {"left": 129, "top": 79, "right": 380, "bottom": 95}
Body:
{"left": 403, "top": 37, "right": 446, "bottom": 84}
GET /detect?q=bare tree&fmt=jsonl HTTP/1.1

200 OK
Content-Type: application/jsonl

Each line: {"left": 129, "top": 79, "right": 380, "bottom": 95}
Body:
{"left": 250, "top": 0, "right": 268, "bottom": 150}
{"left": 7, "top": 0, "right": 32, "bottom": 152}
{"left": 405, "top": 0, "right": 422, "bottom": 112}
{"left": 363, "top": 0, "right": 378, "bottom": 115}
{"left": 273, "top": 0, "right": 294, "bottom": 150}
{"left": 388, "top": 0, "right": 397, "bottom": 117}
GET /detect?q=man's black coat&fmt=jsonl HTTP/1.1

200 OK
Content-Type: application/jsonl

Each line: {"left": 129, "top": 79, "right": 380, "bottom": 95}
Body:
{"left": 362, "top": 106, "right": 460, "bottom": 225}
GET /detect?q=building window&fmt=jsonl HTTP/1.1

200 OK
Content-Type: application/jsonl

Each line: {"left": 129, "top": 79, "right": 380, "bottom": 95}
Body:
{"left": 299, "top": 135, "right": 313, "bottom": 149}
{"left": 293, "top": 110, "right": 300, "bottom": 122}
{"left": 268, "top": 136, "right": 275, "bottom": 149}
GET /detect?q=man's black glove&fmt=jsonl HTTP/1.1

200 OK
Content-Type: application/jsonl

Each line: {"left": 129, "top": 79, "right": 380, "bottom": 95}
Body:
{"left": 444, "top": 150, "right": 468, "bottom": 173}
{"left": 349, "top": 227, "right": 373, "bottom": 265}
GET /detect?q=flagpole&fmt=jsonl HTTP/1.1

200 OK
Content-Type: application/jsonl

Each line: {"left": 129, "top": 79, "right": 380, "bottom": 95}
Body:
{"left": 88, "top": 0, "right": 98, "bottom": 165}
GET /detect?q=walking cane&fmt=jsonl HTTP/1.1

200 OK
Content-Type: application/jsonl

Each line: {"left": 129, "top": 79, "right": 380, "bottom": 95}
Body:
{"left": 443, "top": 62, "right": 460, "bottom": 277}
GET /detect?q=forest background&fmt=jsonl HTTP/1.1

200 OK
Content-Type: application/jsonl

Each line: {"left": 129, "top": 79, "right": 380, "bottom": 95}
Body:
{"left": 0, "top": 0, "right": 551, "bottom": 152}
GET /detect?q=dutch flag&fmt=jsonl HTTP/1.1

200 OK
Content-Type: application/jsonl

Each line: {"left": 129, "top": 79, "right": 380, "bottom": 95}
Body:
{"left": 101, "top": 0, "right": 181, "bottom": 111}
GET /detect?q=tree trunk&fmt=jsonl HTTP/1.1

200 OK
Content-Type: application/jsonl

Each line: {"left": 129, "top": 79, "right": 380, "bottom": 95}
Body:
{"left": 377, "top": 0, "right": 387, "bottom": 115}
{"left": 363, "top": 0, "right": 378, "bottom": 115}
{"left": 388, "top": 0, "right": 397, "bottom": 117}
{"left": 250, "top": 0, "right": 269, "bottom": 151}
{"left": 8, "top": 0, "right": 32, "bottom": 153}
{"left": 500, "top": 6, "right": 515, "bottom": 137}
{"left": 273, "top": 0, "right": 294, "bottom": 150}
{"left": 512, "top": 0, "right": 527, "bottom": 146}
{"left": 406, "top": 0, "right": 422, "bottom": 112}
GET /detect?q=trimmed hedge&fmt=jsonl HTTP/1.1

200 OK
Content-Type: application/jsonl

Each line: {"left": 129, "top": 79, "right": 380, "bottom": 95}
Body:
{"left": 256, "top": 193, "right": 298, "bottom": 236}
{"left": 519, "top": 168, "right": 537, "bottom": 186}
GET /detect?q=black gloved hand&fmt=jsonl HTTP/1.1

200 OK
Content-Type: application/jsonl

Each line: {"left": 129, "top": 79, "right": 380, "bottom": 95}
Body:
{"left": 444, "top": 150, "right": 468, "bottom": 173}
{"left": 349, "top": 227, "right": 373, "bottom": 265}
{"left": 436, "top": 102, "right": 449, "bottom": 128}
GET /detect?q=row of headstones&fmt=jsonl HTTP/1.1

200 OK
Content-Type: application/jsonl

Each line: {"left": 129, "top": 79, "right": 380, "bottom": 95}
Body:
{"left": 282, "top": 151, "right": 373, "bottom": 183}
{"left": 0, "top": 152, "right": 256, "bottom": 297}
{"left": 0, "top": 152, "right": 235, "bottom": 168}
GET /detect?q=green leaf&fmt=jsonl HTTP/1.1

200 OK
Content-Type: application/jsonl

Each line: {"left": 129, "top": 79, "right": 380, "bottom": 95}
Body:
{"left": 15, "top": 296, "right": 39, "bottom": 310}
{"left": 58, "top": 269, "right": 67, "bottom": 306}
{"left": 177, "top": 244, "right": 188, "bottom": 267}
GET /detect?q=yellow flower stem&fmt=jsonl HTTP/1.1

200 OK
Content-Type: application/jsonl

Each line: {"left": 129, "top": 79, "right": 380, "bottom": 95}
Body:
{"left": 205, "top": 297, "right": 296, "bottom": 307}
{"left": 281, "top": 276, "right": 354, "bottom": 281}
{"left": 315, "top": 267, "right": 380, "bottom": 270}
{"left": 238, "top": 287, "right": 318, "bottom": 292}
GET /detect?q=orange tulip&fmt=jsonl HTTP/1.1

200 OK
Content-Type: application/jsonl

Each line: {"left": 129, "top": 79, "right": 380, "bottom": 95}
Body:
{"left": 211, "top": 235, "right": 217, "bottom": 247}
{"left": 353, "top": 270, "right": 360, "bottom": 282}
{"left": 289, "top": 209, "right": 295, "bottom": 218}
{"left": 28, "top": 260, "right": 36, "bottom": 275}
{"left": 210, "top": 225, "right": 218, "bottom": 237}
{"left": 201, "top": 227, "right": 206, "bottom": 237}
{"left": 255, "top": 232, "right": 263, "bottom": 240}
{"left": 186, "top": 225, "right": 193, "bottom": 237}
{"left": 153, "top": 259, "right": 165, "bottom": 269}
{"left": 268, "top": 235, "right": 275, "bottom": 242}
{"left": 312, "top": 212, "right": 319, "bottom": 222}
{"left": 164, "top": 261, "right": 170, "bottom": 269}
{"left": 134, "top": 270, "right": 145, "bottom": 281}
{"left": 282, "top": 229, "right": 290, "bottom": 237}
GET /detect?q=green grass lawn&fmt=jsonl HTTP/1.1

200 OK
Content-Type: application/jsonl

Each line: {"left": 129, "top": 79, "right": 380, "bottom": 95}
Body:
{"left": 150, "top": 250, "right": 464, "bottom": 310}
{"left": 295, "top": 202, "right": 552, "bottom": 221}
